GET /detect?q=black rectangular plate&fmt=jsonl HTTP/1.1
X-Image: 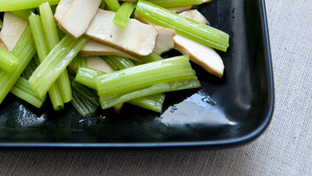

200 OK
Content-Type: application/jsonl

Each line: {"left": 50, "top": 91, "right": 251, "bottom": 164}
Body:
{"left": 0, "top": 0, "right": 274, "bottom": 148}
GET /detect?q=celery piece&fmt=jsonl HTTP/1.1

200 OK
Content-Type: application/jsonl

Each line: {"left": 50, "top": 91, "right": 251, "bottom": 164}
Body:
{"left": 0, "top": 26, "right": 36, "bottom": 104}
{"left": 40, "top": 2, "right": 72, "bottom": 103}
{"left": 75, "top": 67, "right": 105, "bottom": 89}
{"left": 10, "top": 77, "right": 45, "bottom": 108}
{"left": 113, "top": 2, "right": 136, "bottom": 28}
{"left": 71, "top": 77, "right": 100, "bottom": 117}
{"left": 128, "top": 94, "right": 165, "bottom": 113}
{"left": 99, "top": 78, "right": 200, "bottom": 110}
{"left": 145, "top": 0, "right": 203, "bottom": 8}
{"left": 139, "top": 52, "right": 163, "bottom": 63}
{"left": 135, "top": 1, "right": 229, "bottom": 51}
{"left": 96, "top": 56, "right": 197, "bottom": 97}
{"left": 101, "top": 55, "right": 135, "bottom": 70}
{"left": 29, "top": 13, "right": 64, "bottom": 110}
{"left": 10, "top": 9, "right": 34, "bottom": 21}
{"left": 0, "top": 45, "right": 18, "bottom": 72}
{"left": 104, "top": 0, "right": 120, "bottom": 12}
{"left": 29, "top": 35, "right": 89, "bottom": 99}
{"left": 0, "top": 0, "right": 60, "bottom": 11}
{"left": 23, "top": 55, "right": 40, "bottom": 79}
{"left": 68, "top": 55, "right": 88, "bottom": 74}
{"left": 100, "top": 0, "right": 106, "bottom": 9}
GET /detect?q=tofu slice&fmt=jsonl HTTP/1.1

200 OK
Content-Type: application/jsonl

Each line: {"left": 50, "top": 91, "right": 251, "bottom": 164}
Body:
{"left": 0, "top": 38, "right": 8, "bottom": 50}
{"left": 174, "top": 35, "right": 224, "bottom": 78}
{"left": 80, "top": 40, "right": 141, "bottom": 62}
{"left": 153, "top": 26, "right": 176, "bottom": 55}
{"left": 179, "top": 9, "right": 208, "bottom": 25}
{"left": 58, "top": 0, "right": 102, "bottom": 38}
{"left": 87, "top": 56, "right": 115, "bottom": 73}
{"left": 85, "top": 10, "right": 158, "bottom": 57}
{"left": 0, "top": 12, "right": 28, "bottom": 52}
{"left": 54, "top": 0, "right": 74, "bottom": 23}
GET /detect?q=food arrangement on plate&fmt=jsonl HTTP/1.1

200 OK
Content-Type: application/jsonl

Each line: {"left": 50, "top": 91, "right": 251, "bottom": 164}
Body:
{"left": 0, "top": 0, "right": 229, "bottom": 117}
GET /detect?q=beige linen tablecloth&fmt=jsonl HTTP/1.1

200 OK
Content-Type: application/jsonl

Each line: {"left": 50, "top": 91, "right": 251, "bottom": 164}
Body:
{"left": 0, "top": 0, "right": 311, "bottom": 175}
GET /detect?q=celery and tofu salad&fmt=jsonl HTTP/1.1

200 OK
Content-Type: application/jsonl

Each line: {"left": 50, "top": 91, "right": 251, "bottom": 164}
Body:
{"left": 0, "top": 0, "right": 229, "bottom": 117}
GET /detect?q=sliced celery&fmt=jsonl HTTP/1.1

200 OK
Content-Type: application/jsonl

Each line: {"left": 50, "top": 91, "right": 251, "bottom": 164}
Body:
{"left": 68, "top": 55, "right": 87, "bottom": 74}
{"left": 23, "top": 55, "right": 40, "bottom": 79}
{"left": 146, "top": 0, "right": 203, "bottom": 8}
{"left": 100, "top": 0, "right": 106, "bottom": 9}
{"left": 99, "top": 78, "right": 200, "bottom": 110}
{"left": 128, "top": 94, "right": 165, "bottom": 112}
{"left": 113, "top": 2, "right": 136, "bottom": 28}
{"left": 135, "top": 1, "right": 229, "bottom": 51}
{"left": 40, "top": 2, "right": 72, "bottom": 103}
{"left": 29, "top": 13, "right": 64, "bottom": 110}
{"left": 0, "top": 45, "right": 18, "bottom": 72}
{"left": 139, "top": 52, "right": 163, "bottom": 63}
{"left": 10, "top": 9, "right": 34, "bottom": 21}
{"left": 104, "top": 0, "right": 120, "bottom": 12}
{"left": 10, "top": 77, "right": 45, "bottom": 108}
{"left": 0, "top": 26, "right": 36, "bottom": 103}
{"left": 101, "top": 55, "right": 135, "bottom": 70}
{"left": 96, "top": 56, "right": 197, "bottom": 98}
{"left": 29, "top": 35, "right": 89, "bottom": 99}
{"left": 0, "top": 0, "right": 60, "bottom": 11}
{"left": 75, "top": 67, "right": 105, "bottom": 89}
{"left": 71, "top": 77, "right": 100, "bottom": 117}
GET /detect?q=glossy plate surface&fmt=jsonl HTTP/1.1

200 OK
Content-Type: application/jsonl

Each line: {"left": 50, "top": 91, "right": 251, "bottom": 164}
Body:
{"left": 0, "top": 0, "right": 274, "bottom": 148}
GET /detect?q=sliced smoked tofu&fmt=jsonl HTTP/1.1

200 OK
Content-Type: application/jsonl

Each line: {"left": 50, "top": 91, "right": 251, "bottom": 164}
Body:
{"left": 54, "top": 0, "right": 74, "bottom": 23}
{"left": 80, "top": 40, "right": 140, "bottom": 62}
{"left": 179, "top": 9, "right": 208, "bottom": 25}
{"left": 85, "top": 9, "right": 158, "bottom": 57}
{"left": 174, "top": 35, "right": 224, "bottom": 78}
{"left": 57, "top": 0, "right": 102, "bottom": 38}
{"left": 87, "top": 56, "right": 115, "bottom": 73}
{"left": 153, "top": 26, "right": 176, "bottom": 55}
{"left": 0, "top": 12, "right": 28, "bottom": 52}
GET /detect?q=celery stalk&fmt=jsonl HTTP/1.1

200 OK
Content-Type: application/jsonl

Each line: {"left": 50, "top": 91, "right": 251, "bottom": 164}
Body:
{"left": 146, "top": 0, "right": 203, "bottom": 8}
{"left": 29, "top": 13, "right": 64, "bottom": 110}
{"left": 104, "top": 0, "right": 120, "bottom": 12}
{"left": 101, "top": 55, "right": 135, "bottom": 70}
{"left": 113, "top": 2, "right": 136, "bottom": 28}
{"left": 71, "top": 77, "right": 100, "bottom": 117}
{"left": 100, "top": 0, "right": 106, "bottom": 9}
{"left": 128, "top": 94, "right": 165, "bottom": 112}
{"left": 68, "top": 55, "right": 87, "bottom": 74}
{"left": 0, "top": 45, "right": 18, "bottom": 72}
{"left": 96, "top": 56, "right": 197, "bottom": 97}
{"left": 135, "top": 1, "right": 229, "bottom": 51}
{"left": 0, "top": 0, "right": 60, "bottom": 11}
{"left": 99, "top": 78, "right": 200, "bottom": 110}
{"left": 139, "top": 52, "right": 163, "bottom": 63}
{"left": 40, "top": 2, "right": 72, "bottom": 103}
{"left": 10, "top": 9, "right": 34, "bottom": 21}
{"left": 29, "top": 35, "right": 89, "bottom": 99}
{"left": 0, "top": 26, "right": 36, "bottom": 103}
{"left": 23, "top": 55, "right": 40, "bottom": 79}
{"left": 10, "top": 77, "right": 45, "bottom": 108}
{"left": 75, "top": 67, "right": 105, "bottom": 89}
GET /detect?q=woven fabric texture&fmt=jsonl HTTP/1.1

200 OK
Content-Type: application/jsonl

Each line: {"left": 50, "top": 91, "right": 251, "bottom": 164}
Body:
{"left": 0, "top": 0, "right": 311, "bottom": 175}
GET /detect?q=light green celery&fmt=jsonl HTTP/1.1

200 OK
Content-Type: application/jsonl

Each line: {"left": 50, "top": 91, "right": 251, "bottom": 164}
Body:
{"left": 29, "top": 35, "right": 89, "bottom": 99}
{"left": 0, "top": 0, "right": 60, "bottom": 11}
{"left": 0, "top": 45, "right": 18, "bottom": 72}
{"left": 101, "top": 55, "right": 135, "bottom": 70}
{"left": 135, "top": 1, "right": 229, "bottom": 51}
{"left": 100, "top": 78, "right": 200, "bottom": 110}
{"left": 23, "top": 55, "right": 40, "bottom": 79}
{"left": 40, "top": 2, "right": 72, "bottom": 103}
{"left": 10, "top": 9, "right": 34, "bottom": 21}
{"left": 139, "top": 52, "right": 163, "bottom": 63}
{"left": 68, "top": 55, "right": 87, "bottom": 74}
{"left": 145, "top": 0, "right": 203, "bottom": 8}
{"left": 104, "top": 0, "right": 120, "bottom": 12}
{"left": 71, "top": 77, "right": 100, "bottom": 117}
{"left": 10, "top": 77, "right": 45, "bottom": 108}
{"left": 96, "top": 56, "right": 197, "bottom": 97}
{"left": 113, "top": 2, "right": 136, "bottom": 28}
{"left": 29, "top": 13, "right": 64, "bottom": 110}
{"left": 75, "top": 67, "right": 105, "bottom": 89}
{"left": 128, "top": 94, "right": 165, "bottom": 113}
{"left": 0, "top": 26, "right": 36, "bottom": 104}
